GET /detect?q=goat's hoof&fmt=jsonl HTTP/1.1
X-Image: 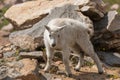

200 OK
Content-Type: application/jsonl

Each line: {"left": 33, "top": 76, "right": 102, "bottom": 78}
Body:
{"left": 44, "top": 68, "right": 49, "bottom": 73}
{"left": 99, "top": 71, "right": 103, "bottom": 74}
{"left": 74, "top": 68, "right": 80, "bottom": 72}
{"left": 44, "top": 70, "right": 49, "bottom": 73}
{"left": 66, "top": 73, "right": 72, "bottom": 77}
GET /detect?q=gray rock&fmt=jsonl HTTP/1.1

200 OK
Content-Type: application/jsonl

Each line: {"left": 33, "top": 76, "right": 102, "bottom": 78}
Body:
{"left": 92, "top": 11, "right": 120, "bottom": 53}
{"left": 0, "top": 66, "right": 8, "bottom": 80}
{"left": 75, "top": 0, "right": 106, "bottom": 20}
{"left": 9, "top": 3, "right": 92, "bottom": 51}
{"left": 2, "top": 58, "right": 42, "bottom": 80}
{"left": 97, "top": 52, "right": 120, "bottom": 67}
{"left": 19, "top": 51, "right": 45, "bottom": 59}
{"left": 41, "top": 73, "right": 53, "bottom": 80}
{"left": 106, "top": 11, "right": 120, "bottom": 32}
{"left": 3, "top": 51, "right": 15, "bottom": 58}
{"left": 93, "top": 10, "right": 120, "bottom": 31}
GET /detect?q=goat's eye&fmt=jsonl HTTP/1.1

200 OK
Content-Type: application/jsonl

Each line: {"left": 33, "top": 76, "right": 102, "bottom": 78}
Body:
{"left": 49, "top": 34, "right": 51, "bottom": 37}
{"left": 58, "top": 35, "right": 60, "bottom": 38}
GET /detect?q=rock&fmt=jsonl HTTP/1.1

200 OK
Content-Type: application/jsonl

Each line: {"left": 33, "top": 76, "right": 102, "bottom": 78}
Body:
{"left": 106, "top": 11, "right": 120, "bottom": 32}
{"left": 111, "top": 4, "right": 119, "bottom": 10}
{"left": 84, "top": 56, "right": 94, "bottom": 64}
{"left": 2, "top": 47, "right": 12, "bottom": 52}
{"left": 0, "top": 30, "right": 10, "bottom": 47}
{"left": 5, "top": 58, "right": 41, "bottom": 80}
{"left": 1, "top": 24, "right": 14, "bottom": 32}
{"left": 3, "top": 0, "right": 23, "bottom": 6}
{"left": 4, "top": 0, "right": 74, "bottom": 30}
{"left": 0, "top": 30, "right": 10, "bottom": 37}
{"left": 10, "top": 34, "right": 40, "bottom": 51}
{"left": 3, "top": 51, "right": 15, "bottom": 58}
{"left": 41, "top": 73, "right": 53, "bottom": 80}
{"left": 15, "top": 58, "right": 41, "bottom": 80}
{"left": 0, "top": 54, "right": 3, "bottom": 58}
{"left": 0, "top": 2, "right": 4, "bottom": 9}
{"left": 19, "top": 51, "right": 45, "bottom": 60}
{"left": 93, "top": 10, "right": 120, "bottom": 31}
{"left": 91, "top": 65, "right": 97, "bottom": 71}
{"left": 92, "top": 11, "right": 120, "bottom": 53}
{"left": 9, "top": 3, "right": 93, "bottom": 51}
{"left": 0, "top": 65, "right": 8, "bottom": 80}
{"left": 75, "top": 0, "right": 106, "bottom": 20}
{"left": 97, "top": 52, "right": 120, "bottom": 67}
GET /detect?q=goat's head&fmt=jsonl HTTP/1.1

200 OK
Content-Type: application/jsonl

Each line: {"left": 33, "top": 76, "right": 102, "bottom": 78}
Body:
{"left": 45, "top": 25, "right": 65, "bottom": 47}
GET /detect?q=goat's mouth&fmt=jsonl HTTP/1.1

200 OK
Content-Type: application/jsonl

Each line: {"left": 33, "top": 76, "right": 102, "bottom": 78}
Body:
{"left": 51, "top": 44, "right": 56, "bottom": 47}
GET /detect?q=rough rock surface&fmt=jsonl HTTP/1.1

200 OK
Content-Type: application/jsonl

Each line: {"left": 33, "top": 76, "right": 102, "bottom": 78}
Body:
{"left": 97, "top": 52, "right": 120, "bottom": 67}
{"left": 9, "top": 3, "right": 93, "bottom": 51}
{"left": 93, "top": 10, "right": 119, "bottom": 31}
{"left": 93, "top": 11, "right": 120, "bottom": 53}
{"left": 4, "top": 0, "right": 105, "bottom": 29}
{"left": 19, "top": 51, "right": 46, "bottom": 61}
{"left": 75, "top": 0, "right": 106, "bottom": 20}
{"left": 1, "top": 24, "right": 14, "bottom": 32}
{"left": 4, "top": 0, "right": 74, "bottom": 30}
{"left": 0, "top": 58, "right": 41, "bottom": 80}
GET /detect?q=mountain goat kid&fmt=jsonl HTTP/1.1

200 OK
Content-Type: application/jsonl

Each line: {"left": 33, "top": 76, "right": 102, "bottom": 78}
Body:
{"left": 43, "top": 18, "right": 103, "bottom": 77}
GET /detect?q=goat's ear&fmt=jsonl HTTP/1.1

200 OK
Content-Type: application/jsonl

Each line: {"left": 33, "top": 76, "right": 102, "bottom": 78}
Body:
{"left": 58, "top": 25, "right": 66, "bottom": 31}
{"left": 45, "top": 25, "right": 50, "bottom": 31}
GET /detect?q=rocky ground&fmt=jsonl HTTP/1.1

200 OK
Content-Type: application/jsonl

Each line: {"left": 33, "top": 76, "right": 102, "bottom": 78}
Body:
{"left": 0, "top": 0, "right": 120, "bottom": 80}
{"left": 0, "top": 33, "right": 120, "bottom": 80}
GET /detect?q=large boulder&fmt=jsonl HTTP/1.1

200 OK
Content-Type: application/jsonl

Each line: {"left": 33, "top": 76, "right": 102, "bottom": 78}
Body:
{"left": 4, "top": 0, "right": 105, "bottom": 30}
{"left": 9, "top": 3, "right": 93, "bottom": 51}
{"left": 92, "top": 11, "right": 120, "bottom": 53}
{"left": 4, "top": 0, "right": 74, "bottom": 30}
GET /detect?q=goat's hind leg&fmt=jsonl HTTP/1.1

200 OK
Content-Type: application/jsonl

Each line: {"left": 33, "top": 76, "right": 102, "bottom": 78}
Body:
{"left": 77, "top": 36, "right": 103, "bottom": 74}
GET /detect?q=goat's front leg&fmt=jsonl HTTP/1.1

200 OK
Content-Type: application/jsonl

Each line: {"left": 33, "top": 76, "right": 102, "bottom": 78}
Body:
{"left": 44, "top": 46, "right": 54, "bottom": 72}
{"left": 62, "top": 50, "right": 72, "bottom": 77}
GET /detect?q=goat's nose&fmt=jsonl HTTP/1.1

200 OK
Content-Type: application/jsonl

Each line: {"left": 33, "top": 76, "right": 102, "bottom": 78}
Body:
{"left": 52, "top": 44, "right": 56, "bottom": 47}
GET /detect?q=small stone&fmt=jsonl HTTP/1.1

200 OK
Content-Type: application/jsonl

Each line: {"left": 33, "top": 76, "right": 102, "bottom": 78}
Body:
{"left": 39, "top": 63, "right": 45, "bottom": 69}
{"left": 4, "top": 43, "right": 11, "bottom": 47}
{"left": 0, "top": 46, "right": 4, "bottom": 50}
{"left": 3, "top": 51, "right": 15, "bottom": 58}
{"left": 84, "top": 56, "right": 94, "bottom": 64}
{"left": 49, "top": 65, "right": 59, "bottom": 74}
{"left": 55, "top": 61, "right": 62, "bottom": 65}
{"left": 92, "top": 65, "right": 97, "bottom": 71}
{"left": 3, "top": 47, "right": 12, "bottom": 52}
{"left": 111, "top": 4, "right": 119, "bottom": 10}
{"left": 0, "top": 54, "right": 3, "bottom": 58}
{"left": 0, "top": 66, "right": 8, "bottom": 80}
{"left": 1, "top": 24, "right": 14, "bottom": 32}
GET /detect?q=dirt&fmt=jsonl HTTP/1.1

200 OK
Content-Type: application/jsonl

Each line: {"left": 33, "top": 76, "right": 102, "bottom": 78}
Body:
{"left": 40, "top": 61, "right": 120, "bottom": 80}
{"left": 0, "top": 30, "right": 10, "bottom": 46}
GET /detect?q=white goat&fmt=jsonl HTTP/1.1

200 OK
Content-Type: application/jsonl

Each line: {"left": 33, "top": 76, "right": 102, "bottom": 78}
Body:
{"left": 43, "top": 18, "right": 103, "bottom": 76}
